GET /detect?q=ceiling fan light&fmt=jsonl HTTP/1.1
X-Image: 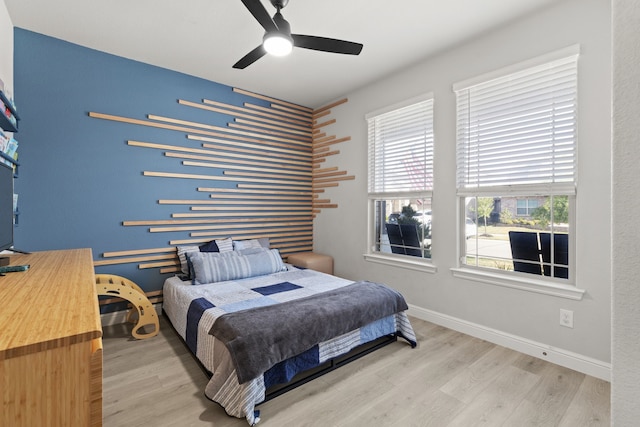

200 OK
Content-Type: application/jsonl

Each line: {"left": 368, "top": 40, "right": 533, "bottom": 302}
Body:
{"left": 263, "top": 33, "right": 293, "bottom": 56}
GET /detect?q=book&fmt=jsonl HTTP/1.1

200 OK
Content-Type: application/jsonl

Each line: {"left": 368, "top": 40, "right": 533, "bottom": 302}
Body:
{"left": 5, "top": 137, "right": 18, "bottom": 158}
{"left": 0, "top": 131, "right": 7, "bottom": 153}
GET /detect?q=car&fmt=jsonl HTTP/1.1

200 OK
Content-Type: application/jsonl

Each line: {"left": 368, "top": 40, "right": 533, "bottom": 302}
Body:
{"left": 387, "top": 213, "right": 401, "bottom": 224}
{"left": 416, "top": 210, "right": 432, "bottom": 226}
{"left": 465, "top": 217, "right": 477, "bottom": 238}
{"left": 387, "top": 210, "right": 431, "bottom": 225}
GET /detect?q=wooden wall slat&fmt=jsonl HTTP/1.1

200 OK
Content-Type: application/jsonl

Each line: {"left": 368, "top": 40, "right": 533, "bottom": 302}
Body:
{"left": 128, "top": 140, "right": 216, "bottom": 156}
{"left": 190, "top": 206, "right": 312, "bottom": 211}
{"left": 144, "top": 112, "right": 310, "bottom": 145}
{"left": 198, "top": 187, "right": 312, "bottom": 196}
{"left": 182, "top": 145, "right": 310, "bottom": 167}
{"left": 206, "top": 194, "right": 311, "bottom": 201}
{"left": 314, "top": 136, "right": 351, "bottom": 148}
{"left": 311, "top": 175, "right": 355, "bottom": 184}
{"left": 123, "top": 217, "right": 309, "bottom": 226}
{"left": 143, "top": 171, "right": 312, "bottom": 187}
{"left": 243, "top": 102, "right": 312, "bottom": 123}
{"left": 172, "top": 212, "right": 312, "bottom": 218}
{"left": 313, "top": 98, "right": 348, "bottom": 115}
{"left": 151, "top": 221, "right": 313, "bottom": 233}
{"left": 170, "top": 230, "right": 312, "bottom": 246}
{"left": 234, "top": 118, "right": 312, "bottom": 137}
{"left": 180, "top": 99, "right": 311, "bottom": 130}
{"left": 191, "top": 226, "right": 312, "bottom": 237}
{"left": 183, "top": 161, "right": 312, "bottom": 177}
{"left": 313, "top": 135, "right": 336, "bottom": 144}
{"left": 313, "top": 171, "right": 348, "bottom": 179}
{"left": 312, "top": 182, "right": 340, "bottom": 188}
{"left": 192, "top": 135, "right": 311, "bottom": 162}
{"left": 314, "top": 167, "right": 339, "bottom": 174}
{"left": 270, "top": 103, "right": 314, "bottom": 118}
{"left": 90, "top": 112, "right": 241, "bottom": 140}
{"left": 313, "top": 110, "right": 331, "bottom": 120}
{"left": 159, "top": 199, "right": 310, "bottom": 206}
{"left": 188, "top": 131, "right": 312, "bottom": 154}
{"left": 237, "top": 183, "right": 314, "bottom": 191}
{"left": 93, "top": 253, "right": 176, "bottom": 267}
{"left": 166, "top": 152, "right": 311, "bottom": 172}
{"left": 232, "top": 88, "right": 313, "bottom": 115}
{"left": 312, "top": 150, "right": 340, "bottom": 159}
{"left": 223, "top": 170, "right": 312, "bottom": 181}
{"left": 314, "top": 119, "right": 337, "bottom": 129}
{"left": 138, "top": 260, "right": 180, "bottom": 269}
{"left": 228, "top": 123, "right": 312, "bottom": 142}
{"left": 102, "top": 247, "right": 175, "bottom": 258}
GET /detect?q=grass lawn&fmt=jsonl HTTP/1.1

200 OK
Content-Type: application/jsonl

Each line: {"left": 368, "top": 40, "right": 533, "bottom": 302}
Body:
{"left": 474, "top": 224, "right": 539, "bottom": 240}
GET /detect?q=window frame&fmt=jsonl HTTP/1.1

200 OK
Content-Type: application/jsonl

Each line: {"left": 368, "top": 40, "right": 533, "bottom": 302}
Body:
{"left": 365, "top": 93, "right": 436, "bottom": 272}
{"left": 451, "top": 46, "right": 584, "bottom": 299}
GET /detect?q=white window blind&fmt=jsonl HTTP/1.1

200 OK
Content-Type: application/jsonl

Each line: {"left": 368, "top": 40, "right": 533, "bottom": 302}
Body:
{"left": 455, "top": 53, "right": 578, "bottom": 194}
{"left": 367, "top": 97, "right": 434, "bottom": 195}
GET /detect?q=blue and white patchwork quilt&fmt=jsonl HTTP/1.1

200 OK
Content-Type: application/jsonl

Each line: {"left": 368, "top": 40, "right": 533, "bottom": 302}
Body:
{"left": 163, "top": 266, "right": 416, "bottom": 425}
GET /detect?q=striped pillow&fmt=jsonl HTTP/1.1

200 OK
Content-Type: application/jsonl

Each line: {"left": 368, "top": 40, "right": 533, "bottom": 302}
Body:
{"left": 215, "top": 237, "right": 233, "bottom": 252}
{"left": 190, "top": 249, "right": 285, "bottom": 285}
{"left": 176, "top": 245, "right": 199, "bottom": 275}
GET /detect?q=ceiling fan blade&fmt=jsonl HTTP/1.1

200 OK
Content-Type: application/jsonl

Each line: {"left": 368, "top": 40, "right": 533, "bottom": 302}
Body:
{"left": 292, "top": 34, "right": 363, "bottom": 55}
{"left": 233, "top": 45, "right": 267, "bottom": 69}
{"left": 241, "top": 0, "right": 279, "bottom": 33}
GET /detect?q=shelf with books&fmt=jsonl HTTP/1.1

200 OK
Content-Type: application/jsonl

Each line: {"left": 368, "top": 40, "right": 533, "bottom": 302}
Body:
{"left": 0, "top": 90, "right": 18, "bottom": 133}
{"left": 0, "top": 129, "right": 18, "bottom": 173}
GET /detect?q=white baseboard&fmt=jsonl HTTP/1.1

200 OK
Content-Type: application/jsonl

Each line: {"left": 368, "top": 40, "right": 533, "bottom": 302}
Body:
{"left": 407, "top": 304, "right": 611, "bottom": 382}
{"left": 100, "top": 303, "right": 163, "bottom": 327}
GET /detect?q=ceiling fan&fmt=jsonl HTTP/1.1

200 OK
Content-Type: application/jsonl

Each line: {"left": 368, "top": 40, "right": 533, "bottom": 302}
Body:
{"left": 233, "top": 0, "right": 364, "bottom": 69}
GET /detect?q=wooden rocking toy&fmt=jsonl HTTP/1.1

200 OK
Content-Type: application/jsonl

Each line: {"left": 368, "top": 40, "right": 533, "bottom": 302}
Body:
{"left": 95, "top": 274, "right": 159, "bottom": 339}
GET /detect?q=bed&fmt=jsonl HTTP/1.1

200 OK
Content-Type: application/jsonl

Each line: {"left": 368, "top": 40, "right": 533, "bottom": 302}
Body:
{"left": 163, "top": 242, "right": 417, "bottom": 425}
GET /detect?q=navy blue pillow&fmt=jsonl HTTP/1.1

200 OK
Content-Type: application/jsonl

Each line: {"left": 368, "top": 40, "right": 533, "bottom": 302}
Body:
{"left": 199, "top": 240, "right": 220, "bottom": 252}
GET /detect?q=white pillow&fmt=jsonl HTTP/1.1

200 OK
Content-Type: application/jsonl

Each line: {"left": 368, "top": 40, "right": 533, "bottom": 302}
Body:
{"left": 233, "top": 239, "right": 263, "bottom": 251}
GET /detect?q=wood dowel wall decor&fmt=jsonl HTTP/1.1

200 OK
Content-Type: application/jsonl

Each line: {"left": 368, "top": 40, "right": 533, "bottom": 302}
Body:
{"left": 89, "top": 92, "right": 354, "bottom": 277}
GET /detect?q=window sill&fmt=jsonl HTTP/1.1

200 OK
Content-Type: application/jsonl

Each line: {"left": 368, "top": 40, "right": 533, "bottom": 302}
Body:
{"left": 364, "top": 253, "right": 437, "bottom": 274}
{"left": 450, "top": 267, "right": 585, "bottom": 300}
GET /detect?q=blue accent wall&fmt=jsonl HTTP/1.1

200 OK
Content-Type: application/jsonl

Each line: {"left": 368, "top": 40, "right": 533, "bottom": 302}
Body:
{"left": 13, "top": 29, "right": 275, "bottom": 291}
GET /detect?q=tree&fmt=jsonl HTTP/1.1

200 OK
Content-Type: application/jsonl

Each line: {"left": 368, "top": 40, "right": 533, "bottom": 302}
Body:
{"left": 531, "top": 196, "right": 569, "bottom": 228}
{"left": 398, "top": 205, "right": 419, "bottom": 224}
{"left": 474, "top": 197, "right": 494, "bottom": 235}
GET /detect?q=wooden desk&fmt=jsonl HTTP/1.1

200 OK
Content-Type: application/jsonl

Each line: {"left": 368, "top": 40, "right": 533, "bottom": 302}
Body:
{"left": 0, "top": 248, "right": 102, "bottom": 426}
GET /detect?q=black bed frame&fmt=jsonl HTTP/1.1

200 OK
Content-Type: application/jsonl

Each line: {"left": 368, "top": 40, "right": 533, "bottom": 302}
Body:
{"left": 162, "top": 311, "right": 398, "bottom": 403}
{"left": 262, "top": 333, "right": 397, "bottom": 402}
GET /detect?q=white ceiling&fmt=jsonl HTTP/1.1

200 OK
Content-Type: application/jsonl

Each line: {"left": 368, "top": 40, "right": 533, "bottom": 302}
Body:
{"left": 5, "top": 0, "right": 558, "bottom": 108}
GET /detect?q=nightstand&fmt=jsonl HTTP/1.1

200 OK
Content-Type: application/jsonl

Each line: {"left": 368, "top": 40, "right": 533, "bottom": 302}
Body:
{"left": 287, "top": 252, "right": 334, "bottom": 275}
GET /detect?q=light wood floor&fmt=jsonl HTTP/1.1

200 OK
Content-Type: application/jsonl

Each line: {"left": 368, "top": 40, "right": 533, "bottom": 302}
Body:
{"left": 102, "top": 316, "right": 610, "bottom": 426}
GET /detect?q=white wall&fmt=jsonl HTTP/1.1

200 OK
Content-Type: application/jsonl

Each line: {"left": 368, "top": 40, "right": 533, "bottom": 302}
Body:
{"left": 612, "top": 0, "right": 640, "bottom": 423}
{"left": 0, "top": 0, "right": 13, "bottom": 91}
{"left": 314, "top": 0, "right": 611, "bottom": 373}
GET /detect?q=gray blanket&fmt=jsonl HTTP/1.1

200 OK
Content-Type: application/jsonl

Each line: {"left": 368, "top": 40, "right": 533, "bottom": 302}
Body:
{"left": 209, "top": 280, "right": 409, "bottom": 384}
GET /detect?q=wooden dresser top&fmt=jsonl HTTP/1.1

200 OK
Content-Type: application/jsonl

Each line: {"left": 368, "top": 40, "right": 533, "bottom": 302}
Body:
{"left": 0, "top": 248, "right": 102, "bottom": 360}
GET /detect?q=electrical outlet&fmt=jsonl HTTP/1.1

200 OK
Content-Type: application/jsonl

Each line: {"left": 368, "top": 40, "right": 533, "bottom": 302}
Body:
{"left": 560, "top": 309, "right": 574, "bottom": 328}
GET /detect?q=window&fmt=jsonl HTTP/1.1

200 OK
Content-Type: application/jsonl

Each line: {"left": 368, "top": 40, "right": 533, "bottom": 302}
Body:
{"left": 455, "top": 47, "right": 578, "bottom": 281}
{"left": 516, "top": 198, "right": 540, "bottom": 216}
{"left": 367, "top": 94, "right": 434, "bottom": 261}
